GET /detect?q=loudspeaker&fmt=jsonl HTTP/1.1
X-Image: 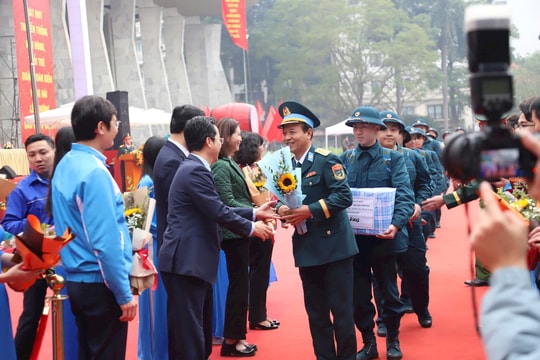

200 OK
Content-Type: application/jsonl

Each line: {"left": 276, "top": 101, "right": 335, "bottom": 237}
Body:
{"left": 0, "top": 165, "right": 16, "bottom": 179}
{"left": 106, "top": 91, "right": 131, "bottom": 150}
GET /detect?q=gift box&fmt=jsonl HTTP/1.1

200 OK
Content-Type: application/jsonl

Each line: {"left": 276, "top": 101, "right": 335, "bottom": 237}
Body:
{"left": 347, "top": 187, "right": 396, "bottom": 236}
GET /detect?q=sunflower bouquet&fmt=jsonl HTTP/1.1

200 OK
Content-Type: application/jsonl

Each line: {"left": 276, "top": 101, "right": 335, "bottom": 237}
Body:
{"left": 123, "top": 186, "right": 157, "bottom": 295}
{"left": 257, "top": 146, "right": 307, "bottom": 234}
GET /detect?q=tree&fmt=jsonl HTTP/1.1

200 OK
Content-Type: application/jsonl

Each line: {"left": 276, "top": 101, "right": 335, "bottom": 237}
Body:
{"left": 250, "top": 0, "right": 440, "bottom": 124}
{"left": 513, "top": 52, "right": 540, "bottom": 103}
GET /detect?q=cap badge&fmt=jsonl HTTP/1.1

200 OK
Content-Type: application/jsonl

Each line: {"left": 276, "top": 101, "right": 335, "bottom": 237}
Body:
{"left": 354, "top": 111, "right": 360, "bottom": 117}
{"left": 283, "top": 107, "right": 291, "bottom": 116}
{"left": 386, "top": 114, "right": 392, "bottom": 118}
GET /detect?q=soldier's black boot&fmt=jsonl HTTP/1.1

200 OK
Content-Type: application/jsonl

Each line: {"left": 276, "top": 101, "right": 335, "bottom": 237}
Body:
{"left": 356, "top": 335, "right": 378, "bottom": 360}
{"left": 386, "top": 336, "right": 402, "bottom": 360}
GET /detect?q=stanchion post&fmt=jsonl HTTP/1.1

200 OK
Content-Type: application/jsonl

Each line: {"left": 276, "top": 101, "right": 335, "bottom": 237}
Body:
{"left": 46, "top": 270, "right": 68, "bottom": 360}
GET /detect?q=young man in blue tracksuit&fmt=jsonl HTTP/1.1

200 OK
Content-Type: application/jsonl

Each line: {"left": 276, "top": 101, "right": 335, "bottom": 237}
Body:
{"left": 51, "top": 95, "right": 137, "bottom": 359}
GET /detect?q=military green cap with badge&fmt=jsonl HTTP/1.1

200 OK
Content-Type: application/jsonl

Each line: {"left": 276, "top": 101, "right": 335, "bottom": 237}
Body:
{"left": 278, "top": 101, "right": 321, "bottom": 129}
{"left": 380, "top": 110, "right": 406, "bottom": 131}
{"left": 412, "top": 118, "right": 429, "bottom": 130}
{"left": 345, "top": 106, "right": 386, "bottom": 129}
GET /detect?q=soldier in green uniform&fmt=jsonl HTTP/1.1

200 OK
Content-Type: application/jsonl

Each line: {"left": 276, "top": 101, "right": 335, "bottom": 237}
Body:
{"left": 340, "top": 106, "right": 415, "bottom": 360}
{"left": 276, "top": 101, "right": 358, "bottom": 360}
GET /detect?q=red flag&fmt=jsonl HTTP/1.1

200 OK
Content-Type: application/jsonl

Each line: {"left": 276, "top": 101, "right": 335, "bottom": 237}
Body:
{"left": 222, "top": 0, "right": 248, "bottom": 50}
{"left": 261, "top": 106, "right": 274, "bottom": 139}
{"left": 255, "top": 100, "right": 264, "bottom": 121}
{"left": 262, "top": 107, "right": 283, "bottom": 143}
{"left": 268, "top": 107, "right": 283, "bottom": 143}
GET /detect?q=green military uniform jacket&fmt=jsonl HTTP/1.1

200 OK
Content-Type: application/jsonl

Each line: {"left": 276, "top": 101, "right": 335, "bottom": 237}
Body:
{"left": 286, "top": 146, "right": 358, "bottom": 268}
{"left": 443, "top": 180, "right": 480, "bottom": 209}
{"left": 212, "top": 157, "right": 254, "bottom": 240}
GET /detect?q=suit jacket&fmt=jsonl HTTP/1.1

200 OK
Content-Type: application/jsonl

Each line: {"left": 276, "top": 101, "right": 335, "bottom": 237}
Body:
{"left": 153, "top": 140, "right": 186, "bottom": 250}
{"left": 289, "top": 146, "right": 358, "bottom": 268}
{"left": 158, "top": 155, "right": 253, "bottom": 284}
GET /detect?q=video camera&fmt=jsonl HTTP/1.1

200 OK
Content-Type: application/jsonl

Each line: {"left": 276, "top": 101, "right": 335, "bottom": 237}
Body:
{"left": 441, "top": 5, "right": 537, "bottom": 182}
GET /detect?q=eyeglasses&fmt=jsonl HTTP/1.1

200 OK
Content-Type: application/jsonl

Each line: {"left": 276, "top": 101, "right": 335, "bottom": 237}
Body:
{"left": 517, "top": 123, "right": 535, "bottom": 128}
{"left": 113, "top": 120, "right": 122, "bottom": 127}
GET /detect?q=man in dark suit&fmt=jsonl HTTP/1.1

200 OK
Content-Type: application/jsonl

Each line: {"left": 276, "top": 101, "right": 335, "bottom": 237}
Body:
{"left": 153, "top": 105, "right": 205, "bottom": 251}
{"left": 277, "top": 101, "right": 359, "bottom": 360}
{"left": 158, "top": 116, "right": 275, "bottom": 360}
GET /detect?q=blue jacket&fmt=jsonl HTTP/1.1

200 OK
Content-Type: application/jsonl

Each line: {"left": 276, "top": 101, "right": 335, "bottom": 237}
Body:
{"left": 341, "top": 142, "right": 415, "bottom": 254}
{"left": 51, "top": 143, "right": 133, "bottom": 306}
{"left": 2, "top": 171, "right": 52, "bottom": 235}
{"left": 397, "top": 146, "right": 433, "bottom": 206}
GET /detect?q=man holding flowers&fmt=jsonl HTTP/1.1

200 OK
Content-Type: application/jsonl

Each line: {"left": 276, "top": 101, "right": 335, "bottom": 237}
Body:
{"left": 275, "top": 101, "right": 358, "bottom": 360}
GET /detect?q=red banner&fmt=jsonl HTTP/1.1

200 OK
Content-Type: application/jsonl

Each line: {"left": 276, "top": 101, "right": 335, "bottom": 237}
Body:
{"left": 222, "top": 0, "right": 248, "bottom": 50}
{"left": 12, "top": 0, "right": 57, "bottom": 143}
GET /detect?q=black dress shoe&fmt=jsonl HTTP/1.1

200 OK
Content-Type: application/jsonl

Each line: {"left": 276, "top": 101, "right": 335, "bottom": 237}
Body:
{"left": 356, "top": 338, "right": 378, "bottom": 360}
{"left": 270, "top": 318, "right": 280, "bottom": 326}
{"left": 220, "top": 342, "right": 256, "bottom": 357}
{"left": 386, "top": 337, "right": 402, "bottom": 360}
{"left": 464, "top": 278, "right": 489, "bottom": 287}
{"left": 376, "top": 323, "right": 387, "bottom": 337}
{"left": 249, "top": 321, "right": 278, "bottom": 330}
{"left": 418, "top": 311, "right": 433, "bottom": 328}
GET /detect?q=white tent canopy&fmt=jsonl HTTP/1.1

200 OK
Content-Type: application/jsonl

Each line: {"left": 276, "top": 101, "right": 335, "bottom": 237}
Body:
{"left": 324, "top": 120, "right": 352, "bottom": 149}
{"left": 24, "top": 104, "right": 172, "bottom": 145}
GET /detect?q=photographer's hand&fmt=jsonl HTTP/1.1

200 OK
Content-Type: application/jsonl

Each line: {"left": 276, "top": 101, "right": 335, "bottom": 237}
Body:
{"left": 470, "top": 182, "right": 528, "bottom": 271}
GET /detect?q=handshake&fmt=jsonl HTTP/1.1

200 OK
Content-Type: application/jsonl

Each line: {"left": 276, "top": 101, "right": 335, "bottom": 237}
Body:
{"left": 253, "top": 200, "right": 279, "bottom": 240}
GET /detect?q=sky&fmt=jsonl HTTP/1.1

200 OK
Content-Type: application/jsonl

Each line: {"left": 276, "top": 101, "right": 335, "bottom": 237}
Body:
{"left": 506, "top": 0, "right": 540, "bottom": 56}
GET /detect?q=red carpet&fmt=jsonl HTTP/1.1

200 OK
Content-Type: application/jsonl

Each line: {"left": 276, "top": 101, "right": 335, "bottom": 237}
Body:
{"left": 9, "top": 202, "right": 488, "bottom": 359}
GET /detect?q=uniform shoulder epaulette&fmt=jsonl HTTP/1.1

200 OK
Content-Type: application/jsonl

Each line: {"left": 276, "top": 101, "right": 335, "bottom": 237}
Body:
{"left": 315, "top": 148, "right": 330, "bottom": 156}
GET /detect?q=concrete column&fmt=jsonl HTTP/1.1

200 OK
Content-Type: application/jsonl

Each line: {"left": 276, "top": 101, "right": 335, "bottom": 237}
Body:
{"left": 66, "top": 0, "right": 93, "bottom": 98}
{"left": 110, "top": 0, "right": 146, "bottom": 109}
{"left": 50, "top": 0, "right": 74, "bottom": 105}
{"left": 162, "top": 8, "right": 192, "bottom": 106}
{"left": 85, "top": 0, "right": 114, "bottom": 96}
{"left": 185, "top": 23, "right": 232, "bottom": 108}
{"left": 138, "top": 5, "right": 172, "bottom": 111}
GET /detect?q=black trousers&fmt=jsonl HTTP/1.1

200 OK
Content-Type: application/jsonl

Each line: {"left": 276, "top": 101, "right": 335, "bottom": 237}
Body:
{"left": 162, "top": 272, "right": 213, "bottom": 360}
{"left": 248, "top": 237, "right": 274, "bottom": 324}
{"left": 354, "top": 236, "right": 404, "bottom": 340}
{"left": 399, "top": 247, "right": 430, "bottom": 315}
{"left": 66, "top": 281, "right": 128, "bottom": 360}
{"left": 222, "top": 237, "right": 250, "bottom": 340}
{"left": 299, "top": 257, "right": 356, "bottom": 360}
{"left": 15, "top": 278, "right": 47, "bottom": 360}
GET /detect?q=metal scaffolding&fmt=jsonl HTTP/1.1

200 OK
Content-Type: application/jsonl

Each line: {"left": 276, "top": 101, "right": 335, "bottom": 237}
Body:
{"left": 0, "top": 35, "right": 20, "bottom": 148}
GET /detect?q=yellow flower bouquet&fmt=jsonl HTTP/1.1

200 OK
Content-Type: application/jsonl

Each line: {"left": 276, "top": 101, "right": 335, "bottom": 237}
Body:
{"left": 123, "top": 186, "right": 157, "bottom": 295}
{"left": 497, "top": 183, "right": 540, "bottom": 270}
{"left": 257, "top": 146, "right": 307, "bottom": 234}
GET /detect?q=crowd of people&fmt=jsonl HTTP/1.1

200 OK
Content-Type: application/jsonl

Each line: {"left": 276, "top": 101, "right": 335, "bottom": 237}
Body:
{"left": 1, "top": 94, "right": 540, "bottom": 360}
